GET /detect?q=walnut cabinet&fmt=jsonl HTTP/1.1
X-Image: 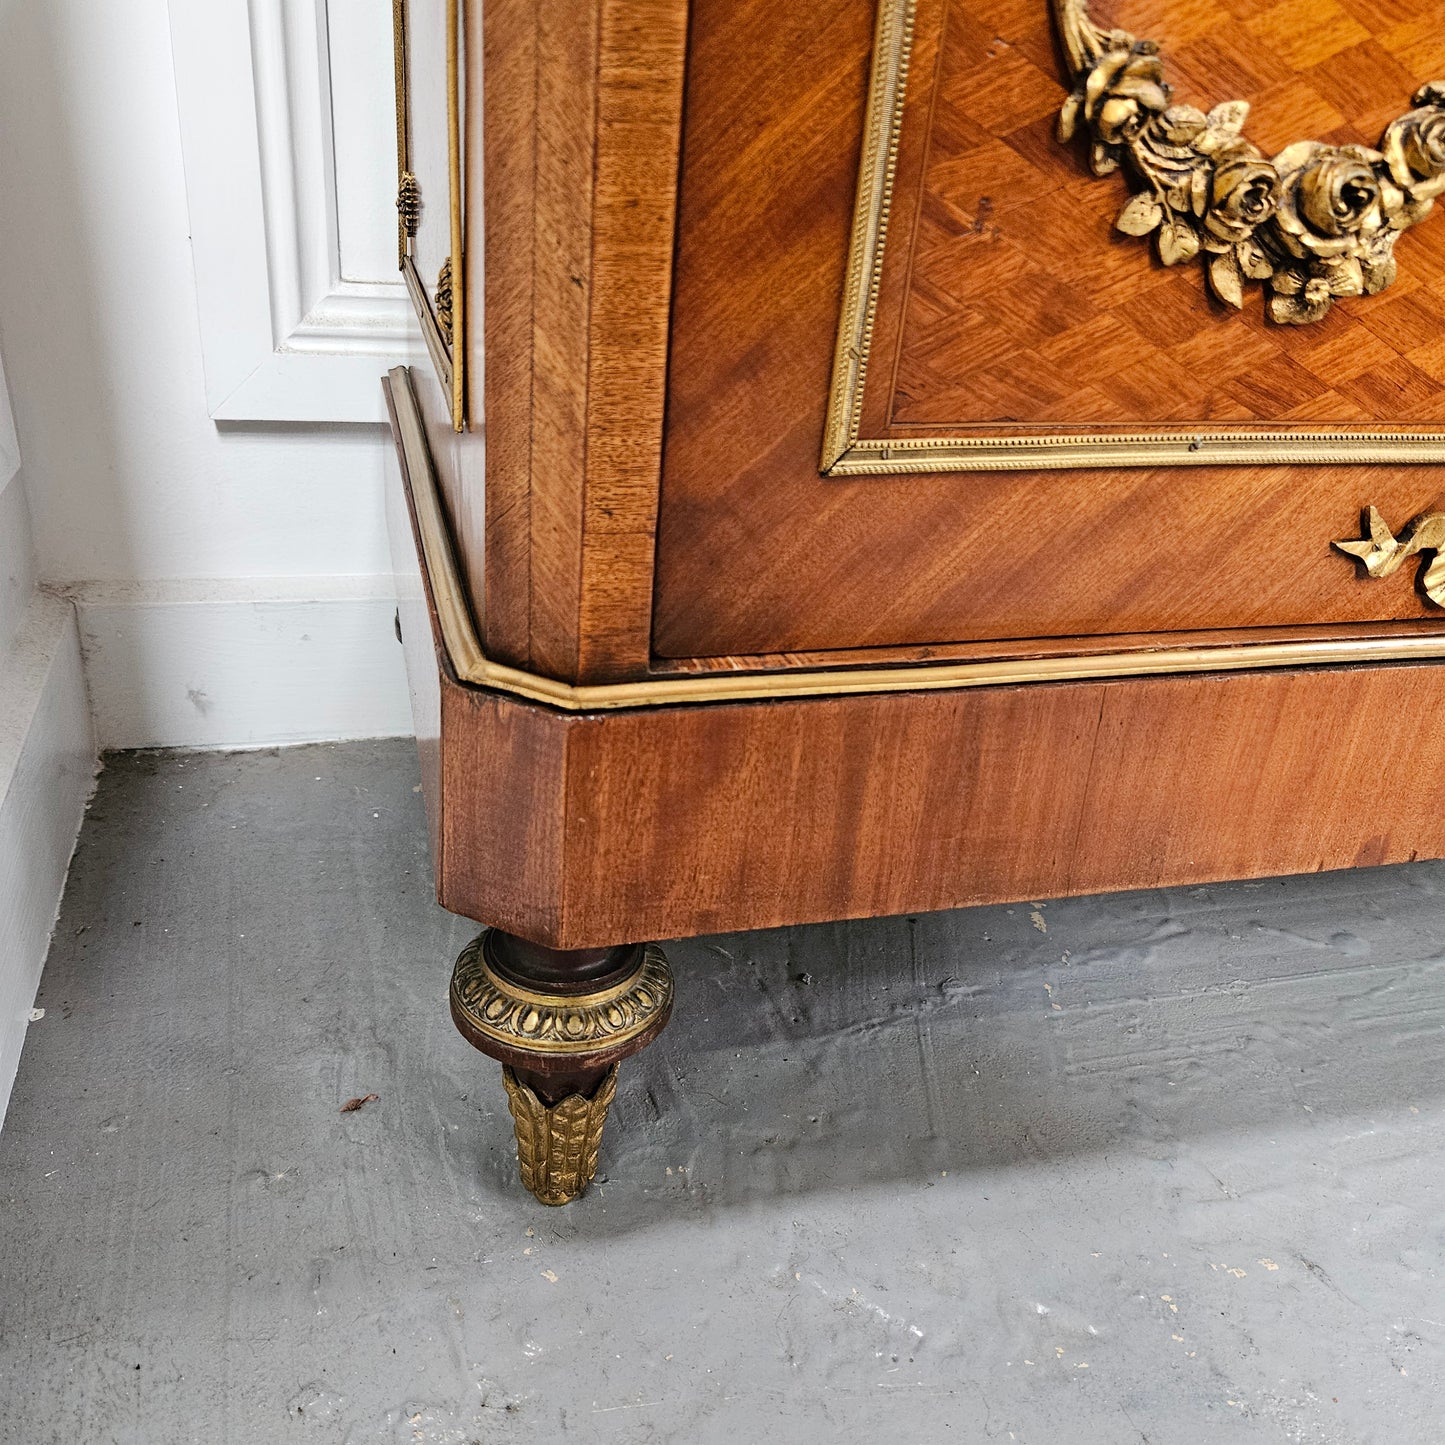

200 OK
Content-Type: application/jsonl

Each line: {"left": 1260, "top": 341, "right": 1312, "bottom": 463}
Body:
{"left": 384, "top": 0, "right": 1445, "bottom": 1203}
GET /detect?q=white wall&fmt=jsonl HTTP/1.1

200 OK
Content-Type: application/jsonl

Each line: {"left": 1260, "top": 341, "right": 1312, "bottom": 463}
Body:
{"left": 0, "top": 351, "right": 32, "bottom": 660}
{"left": 0, "top": 473, "right": 35, "bottom": 664}
{"left": 0, "top": 591, "right": 93, "bottom": 1124}
{"left": 0, "top": 350, "right": 95, "bottom": 1125}
{"left": 0, "top": 0, "right": 412, "bottom": 748}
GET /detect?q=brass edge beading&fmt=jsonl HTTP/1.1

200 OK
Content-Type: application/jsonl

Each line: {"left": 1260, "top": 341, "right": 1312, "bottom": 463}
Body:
{"left": 451, "top": 937, "right": 673, "bottom": 1057}
{"left": 402, "top": 261, "right": 454, "bottom": 406}
{"left": 831, "top": 433, "right": 1445, "bottom": 472}
{"left": 389, "top": 365, "right": 479, "bottom": 673}
{"left": 387, "top": 365, "right": 1445, "bottom": 711}
{"left": 1053, "top": 0, "right": 1445, "bottom": 324}
{"left": 821, "top": 0, "right": 1445, "bottom": 475}
{"left": 392, "top": 0, "right": 410, "bottom": 269}
{"left": 820, "top": 0, "right": 917, "bottom": 471}
{"left": 503, "top": 1065, "right": 618, "bottom": 1206}
{"left": 391, "top": 0, "right": 465, "bottom": 430}
{"left": 1336, "top": 507, "right": 1445, "bottom": 605}
{"left": 445, "top": 0, "right": 465, "bottom": 432}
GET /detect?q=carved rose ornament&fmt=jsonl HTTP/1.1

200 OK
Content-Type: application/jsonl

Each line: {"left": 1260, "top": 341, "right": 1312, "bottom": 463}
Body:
{"left": 1053, "top": 0, "right": 1445, "bottom": 322}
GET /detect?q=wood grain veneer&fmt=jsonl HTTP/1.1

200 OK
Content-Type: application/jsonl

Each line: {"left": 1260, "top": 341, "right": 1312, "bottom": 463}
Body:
{"left": 874, "top": 0, "right": 1445, "bottom": 432}
{"left": 432, "top": 658, "right": 1445, "bottom": 948}
{"left": 392, "top": 369, "right": 1445, "bottom": 947}
{"left": 474, "top": 0, "right": 688, "bottom": 683}
{"left": 653, "top": 0, "right": 1445, "bottom": 661}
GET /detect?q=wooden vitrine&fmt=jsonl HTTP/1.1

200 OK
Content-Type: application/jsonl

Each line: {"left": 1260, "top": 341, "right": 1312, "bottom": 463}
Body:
{"left": 386, "top": 0, "right": 1445, "bottom": 1204}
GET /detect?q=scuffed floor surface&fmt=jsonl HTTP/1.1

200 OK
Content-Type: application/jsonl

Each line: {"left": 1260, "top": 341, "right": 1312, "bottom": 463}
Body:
{"left": 1, "top": 743, "right": 1444, "bottom": 1444}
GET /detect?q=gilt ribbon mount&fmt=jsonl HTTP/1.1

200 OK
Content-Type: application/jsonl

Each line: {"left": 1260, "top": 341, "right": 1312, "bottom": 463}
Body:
{"left": 1053, "top": 0, "right": 1445, "bottom": 322}
{"left": 1335, "top": 508, "right": 1445, "bottom": 605}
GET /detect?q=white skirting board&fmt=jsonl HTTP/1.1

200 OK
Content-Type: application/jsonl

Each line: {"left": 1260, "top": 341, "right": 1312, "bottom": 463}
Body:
{"left": 65, "top": 577, "right": 414, "bottom": 750}
{"left": 0, "top": 593, "right": 96, "bottom": 1124}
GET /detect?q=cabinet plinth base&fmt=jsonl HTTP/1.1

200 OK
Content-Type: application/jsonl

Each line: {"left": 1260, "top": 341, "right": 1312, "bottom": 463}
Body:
{"left": 449, "top": 929, "right": 673, "bottom": 1205}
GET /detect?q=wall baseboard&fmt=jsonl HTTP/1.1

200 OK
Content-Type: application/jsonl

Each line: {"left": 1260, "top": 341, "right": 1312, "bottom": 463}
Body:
{"left": 0, "top": 593, "right": 95, "bottom": 1123}
{"left": 63, "top": 577, "right": 413, "bottom": 750}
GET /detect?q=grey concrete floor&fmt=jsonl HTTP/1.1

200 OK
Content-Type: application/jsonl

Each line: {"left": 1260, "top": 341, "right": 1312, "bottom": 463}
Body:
{"left": 2, "top": 743, "right": 1444, "bottom": 1444}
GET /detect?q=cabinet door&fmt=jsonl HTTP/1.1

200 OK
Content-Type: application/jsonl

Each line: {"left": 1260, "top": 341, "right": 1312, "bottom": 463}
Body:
{"left": 653, "top": 0, "right": 1445, "bottom": 661}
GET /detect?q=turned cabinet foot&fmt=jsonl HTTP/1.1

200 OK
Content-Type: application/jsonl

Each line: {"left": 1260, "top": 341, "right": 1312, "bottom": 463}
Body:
{"left": 449, "top": 929, "right": 673, "bottom": 1205}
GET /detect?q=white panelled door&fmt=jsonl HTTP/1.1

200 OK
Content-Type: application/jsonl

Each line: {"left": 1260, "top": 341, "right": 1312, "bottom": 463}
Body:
{"left": 168, "top": 0, "right": 417, "bottom": 422}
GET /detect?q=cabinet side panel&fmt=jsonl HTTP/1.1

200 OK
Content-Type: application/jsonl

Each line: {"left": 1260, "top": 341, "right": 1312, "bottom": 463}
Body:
{"left": 478, "top": 0, "right": 534, "bottom": 663}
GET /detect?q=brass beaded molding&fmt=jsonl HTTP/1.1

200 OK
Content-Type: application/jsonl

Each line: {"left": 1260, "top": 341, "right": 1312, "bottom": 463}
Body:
{"left": 1055, "top": 0, "right": 1445, "bottom": 323}
{"left": 820, "top": 0, "right": 1445, "bottom": 474}
{"left": 450, "top": 936, "right": 674, "bottom": 1058}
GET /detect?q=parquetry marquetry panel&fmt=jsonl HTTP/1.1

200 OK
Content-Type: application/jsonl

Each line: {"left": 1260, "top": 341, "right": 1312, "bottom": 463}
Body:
{"left": 878, "top": 0, "right": 1445, "bottom": 430}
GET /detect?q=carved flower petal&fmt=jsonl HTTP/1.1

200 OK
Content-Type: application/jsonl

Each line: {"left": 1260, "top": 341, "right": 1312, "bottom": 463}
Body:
{"left": 1160, "top": 105, "right": 1207, "bottom": 143}
{"left": 1325, "top": 255, "right": 1365, "bottom": 296}
{"left": 1058, "top": 93, "right": 1081, "bottom": 143}
{"left": 1084, "top": 51, "right": 1132, "bottom": 111}
{"left": 1208, "top": 250, "right": 1245, "bottom": 307}
{"left": 1090, "top": 142, "right": 1119, "bottom": 176}
{"left": 1114, "top": 77, "right": 1170, "bottom": 112}
{"left": 1237, "top": 239, "right": 1275, "bottom": 280}
{"left": 1157, "top": 219, "right": 1201, "bottom": 265}
{"left": 1116, "top": 192, "right": 1165, "bottom": 235}
{"left": 1363, "top": 252, "right": 1399, "bottom": 294}
{"left": 1272, "top": 140, "right": 1323, "bottom": 171}
{"left": 1190, "top": 165, "right": 1210, "bottom": 217}
{"left": 1099, "top": 97, "right": 1140, "bottom": 140}
{"left": 1206, "top": 100, "right": 1250, "bottom": 134}
{"left": 1269, "top": 289, "right": 1330, "bottom": 324}
{"left": 1382, "top": 127, "right": 1413, "bottom": 189}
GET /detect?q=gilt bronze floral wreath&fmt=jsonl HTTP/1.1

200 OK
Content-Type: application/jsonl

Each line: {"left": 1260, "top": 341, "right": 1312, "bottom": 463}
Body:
{"left": 1054, "top": 0, "right": 1445, "bottom": 322}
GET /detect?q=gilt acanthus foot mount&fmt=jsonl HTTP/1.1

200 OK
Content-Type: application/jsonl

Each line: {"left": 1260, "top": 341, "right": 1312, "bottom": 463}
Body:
{"left": 1053, "top": 0, "right": 1445, "bottom": 322}
{"left": 449, "top": 931, "right": 674, "bottom": 1205}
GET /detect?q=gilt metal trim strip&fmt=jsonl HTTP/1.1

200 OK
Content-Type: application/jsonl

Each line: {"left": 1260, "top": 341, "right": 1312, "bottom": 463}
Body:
{"left": 403, "top": 256, "right": 453, "bottom": 399}
{"left": 821, "top": 0, "right": 918, "bottom": 473}
{"left": 392, "top": 0, "right": 411, "bottom": 269}
{"left": 443, "top": 0, "right": 465, "bottom": 431}
{"left": 821, "top": 0, "right": 1445, "bottom": 475}
{"left": 388, "top": 366, "right": 1445, "bottom": 712}
{"left": 391, "top": 0, "right": 466, "bottom": 431}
